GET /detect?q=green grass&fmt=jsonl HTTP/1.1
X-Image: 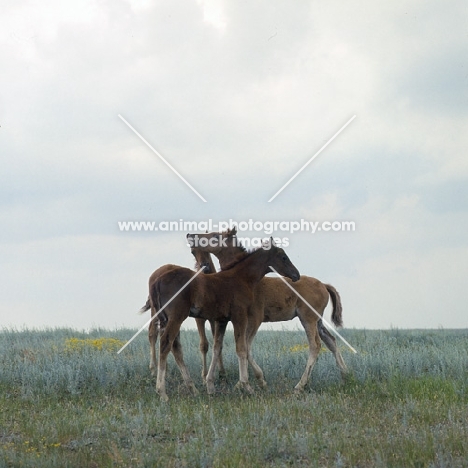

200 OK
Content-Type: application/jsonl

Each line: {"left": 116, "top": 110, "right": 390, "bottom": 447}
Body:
{"left": 1, "top": 328, "right": 468, "bottom": 467}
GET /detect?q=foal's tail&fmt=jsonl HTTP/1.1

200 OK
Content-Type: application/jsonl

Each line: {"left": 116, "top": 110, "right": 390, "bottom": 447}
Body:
{"left": 137, "top": 297, "right": 151, "bottom": 314}
{"left": 148, "top": 279, "right": 168, "bottom": 327}
{"left": 325, "top": 284, "right": 343, "bottom": 328}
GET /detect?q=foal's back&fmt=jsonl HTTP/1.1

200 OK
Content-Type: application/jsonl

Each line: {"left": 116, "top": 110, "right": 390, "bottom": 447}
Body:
{"left": 152, "top": 267, "right": 194, "bottom": 308}
{"left": 153, "top": 266, "right": 254, "bottom": 321}
{"left": 256, "top": 276, "right": 329, "bottom": 322}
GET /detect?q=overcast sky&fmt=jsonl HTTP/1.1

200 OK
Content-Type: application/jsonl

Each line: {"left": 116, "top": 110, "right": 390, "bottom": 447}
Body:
{"left": 1, "top": 0, "right": 467, "bottom": 333}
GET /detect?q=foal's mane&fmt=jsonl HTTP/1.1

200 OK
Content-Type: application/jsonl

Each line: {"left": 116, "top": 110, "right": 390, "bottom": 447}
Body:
{"left": 221, "top": 242, "right": 266, "bottom": 271}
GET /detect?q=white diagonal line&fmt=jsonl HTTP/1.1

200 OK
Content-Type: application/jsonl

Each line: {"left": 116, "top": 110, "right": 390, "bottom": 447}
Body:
{"left": 269, "top": 266, "right": 357, "bottom": 353}
{"left": 117, "top": 266, "right": 206, "bottom": 354}
{"left": 268, "top": 115, "right": 356, "bottom": 202}
{"left": 118, "top": 114, "right": 207, "bottom": 203}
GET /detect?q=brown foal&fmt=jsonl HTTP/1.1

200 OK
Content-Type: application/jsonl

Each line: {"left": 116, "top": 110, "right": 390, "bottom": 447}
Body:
{"left": 138, "top": 250, "right": 226, "bottom": 378}
{"left": 150, "top": 240, "right": 300, "bottom": 401}
{"left": 187, "top": 228, "right": 348, "bottom": 392}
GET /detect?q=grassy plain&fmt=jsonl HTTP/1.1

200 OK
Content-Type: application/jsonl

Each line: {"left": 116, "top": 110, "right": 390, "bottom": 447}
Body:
{"left": 1, "top": 327, "right": 467, "bottom": 467}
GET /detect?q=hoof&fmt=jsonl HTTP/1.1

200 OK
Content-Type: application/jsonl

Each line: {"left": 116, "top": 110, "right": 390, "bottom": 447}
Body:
{"left": 206, "top": 381, "right": 216, "bottom": 395}
{"left": 189, "top": 384, "right": 199, "bottom": 396}
{"left": 234, "top": 381, "right": 254, "bottom": 395}
{"left": 294, "top": 386, "right": 304, "bottom": 394}
{"left": 258, "top": 379, "right": 267, "bottom": 389}
{"left": 156, "top": 385, "right": 169, "bottom": 402}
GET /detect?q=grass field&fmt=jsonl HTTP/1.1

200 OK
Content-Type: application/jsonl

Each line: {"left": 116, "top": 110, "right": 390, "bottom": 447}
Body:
{"left": 1, "top": 327, "right": 467, "bottom": 467}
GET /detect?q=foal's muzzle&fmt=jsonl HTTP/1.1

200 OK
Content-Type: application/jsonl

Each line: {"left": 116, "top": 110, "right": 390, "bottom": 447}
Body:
{"left": 290, "top": 270, "right": 300, "bottom": 282}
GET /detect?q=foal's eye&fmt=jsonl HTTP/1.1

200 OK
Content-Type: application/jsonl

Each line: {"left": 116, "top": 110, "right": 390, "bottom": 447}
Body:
{"left": 282, "top": 256, "right": 287, "bottom": 262}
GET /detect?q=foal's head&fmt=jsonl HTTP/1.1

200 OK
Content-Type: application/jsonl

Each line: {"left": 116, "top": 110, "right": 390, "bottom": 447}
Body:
{"left": 262, "top": 239, "right": 300, "bottom": 282}
{"left": 186, "top": 228, "right": 238, "bottom": 256}
{"left": 187, "top": 228, "right": 247, "bottom": 270}
{"left": 191, "top": 247, "right": 216, "bottom": 274}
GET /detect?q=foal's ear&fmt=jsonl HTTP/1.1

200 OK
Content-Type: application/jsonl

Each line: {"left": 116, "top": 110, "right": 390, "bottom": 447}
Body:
{"left": 269, "top": 236, "right": 277, "bottom": 247}
{"left": 261, "top": 238, "right": 272, "bottom": 250}
{"left": 227, "top": 226, "right": 237, "bottom": 237}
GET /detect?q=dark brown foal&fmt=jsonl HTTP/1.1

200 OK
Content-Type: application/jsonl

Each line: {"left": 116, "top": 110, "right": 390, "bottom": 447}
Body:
{"left": 151, "top": 240, "right": 300, "bottom": 401}
{"left": 187, "top": 228, "right": 348, "bottom": 392}
{"left": 139, "top": 249, "right": 226, "bottom": 378}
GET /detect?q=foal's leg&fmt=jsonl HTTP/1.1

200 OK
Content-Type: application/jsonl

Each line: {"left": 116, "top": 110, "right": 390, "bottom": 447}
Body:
{"left": 205, "top": 320, "right": 228, "bottom": 395}
{"left": 171, "top": 332, "right": 198, "bottom": 395}
{"left": 148, "top": 319, "right": 159, "bottom": 376}
{"left": 156, "top": 318, "right": 184, "bottom": 402}
{"left": 232, "top": 317, "right": 254, "bottom": 394}
{"left": 195, "top": 318, "right": 209, "bottom": 381}
{"left": 210, "top": 320, "right": 226, "bottom": 378}
{"left": 246, "top": 316, "right": 267, "bottom": 388}
{"left": 317, "top": 319, "right": 348, "bottom": 377}
{"left": 294, "top": 311, "right": 322, "bottom": 392}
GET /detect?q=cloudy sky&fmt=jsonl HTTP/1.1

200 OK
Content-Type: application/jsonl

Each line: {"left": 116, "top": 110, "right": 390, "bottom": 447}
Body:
{"left": 1, "top": 0, "right": 467, "bottom": 333}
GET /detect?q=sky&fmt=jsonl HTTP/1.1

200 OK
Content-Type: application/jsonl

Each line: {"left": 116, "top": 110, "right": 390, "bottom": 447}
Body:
{"left": 1, "top": 0, "right": 467, "bottom": 332}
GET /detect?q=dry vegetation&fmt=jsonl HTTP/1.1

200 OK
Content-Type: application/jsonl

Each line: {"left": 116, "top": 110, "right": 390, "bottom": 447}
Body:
{"left": 1, "top": 327, "right": 467, "bottom": 467}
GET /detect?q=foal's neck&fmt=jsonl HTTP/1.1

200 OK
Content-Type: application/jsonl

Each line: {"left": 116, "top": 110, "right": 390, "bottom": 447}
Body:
{"left": 230, "top": 248, "right": 270, "bottom": 285}
{"left": 218, "top": 244, "right": 249, "bottom": 271}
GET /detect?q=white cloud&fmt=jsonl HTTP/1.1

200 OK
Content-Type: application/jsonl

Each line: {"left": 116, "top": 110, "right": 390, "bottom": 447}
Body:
{"left": 341, "top": 245, "right": 468, "bottom": 329}
{"left": 0, "top": 233, "right": 193, "bottom": 329}
{"left": 0, "top": 0, "right": 467, "bottom": 330}
{"left": 196, "top": 0, "right": 227, "bottom": 32}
